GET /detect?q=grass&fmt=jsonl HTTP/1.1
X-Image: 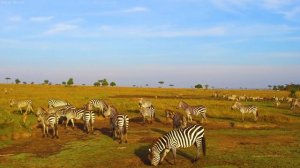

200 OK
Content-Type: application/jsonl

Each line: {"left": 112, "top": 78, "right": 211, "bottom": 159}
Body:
{"left": 0, "top": 84, "right": 299, "bottom": 168}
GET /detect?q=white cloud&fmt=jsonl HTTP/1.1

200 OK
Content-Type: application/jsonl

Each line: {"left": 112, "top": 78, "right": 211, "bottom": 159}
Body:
{"left": 45, "top": 23, "right": 78, "bottom": 35}
{"left": 8, "top": 16, "right": 22, "bottom": 22}
{"left": 122, "top": 7, "right": 149, "bottom": 13}
{"left": 29, "top": 16, "right": 54, "bottom": 22}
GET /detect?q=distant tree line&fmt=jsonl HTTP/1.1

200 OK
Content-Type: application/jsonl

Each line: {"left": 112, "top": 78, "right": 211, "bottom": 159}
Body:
{"left": 271, "top": 84, "right": 300, "bottom": 91}
{"left": 94, "top": 78, "right": 116, "bottom": 87}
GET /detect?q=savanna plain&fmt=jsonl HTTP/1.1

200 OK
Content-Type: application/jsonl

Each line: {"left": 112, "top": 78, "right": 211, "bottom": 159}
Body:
{"left": 0, "top": 84, "right": 299, "bottom": 168}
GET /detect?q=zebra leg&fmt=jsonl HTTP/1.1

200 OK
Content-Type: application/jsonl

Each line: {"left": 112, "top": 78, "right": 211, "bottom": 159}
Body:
{"left": 171, "top": 147, "right": 177, "bottom": 165}
{"left": 241, "top": 113, "right": 244, "bottom": 122}
{"left": 65, "top": 118, "right": 69, "bottom": 128}
{"left": 91, "top": 121, "right": 94, "bottom": 134}
{"left": 42, "top": 124, "right": 46, "bottom": 138}
{"left": 71, "top": 119, "right": 75, "bottom": 129}
{"left": 194, "top": 141, "right": 201, "bottom": 162}
{"left": 119, "top": 130, "right": 123, "bottom": 144}
{"left": 253, "top": 113, "right": 257, "bottom": 122}
{"left": 160, "top": 149, "right": 170, "bottom": 164}
{"left": 46, "top": 126, "right": 49, "bottom": 137}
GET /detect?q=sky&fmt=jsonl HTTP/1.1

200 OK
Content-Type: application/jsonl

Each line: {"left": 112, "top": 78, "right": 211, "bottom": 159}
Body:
{"left": 0, "top": 0, "right": 300, "bottom": 88}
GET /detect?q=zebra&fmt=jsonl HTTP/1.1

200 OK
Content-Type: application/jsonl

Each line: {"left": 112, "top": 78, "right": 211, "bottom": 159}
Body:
{"left": 45, "top": 105, "right": 76, "bottom": 124}
{"left": 103, "top": 105, "right": 119, "bottom": 135}
{"left": 165, "top": 109, "right": 187, "bottom": 129}
{"left": 9, "top": 99, "right": 34, "bottom": 122}
{"left": 111, "top": 114, "right": 129, "bottom": 144}
{"left": 36, "top": 108, "right": 59, "bottom": 138}
{"left": 148, "top": 124, "right": 206, "bottom": 166}
{"left": 48, "top": 99, "right": 71, "bottom": 108}
{"left": 138, "top": 98, "right": 152, "bottom": 108}
{"left": 165, "top": 109, "right": 175, "bottom": 124}
{"left": 177, "top": 100, "right": 207, "bottom": 123}
{"left": 291, "top": 99, "right": 300, "bottom": 110}
{"left": 140, "top": 105, "right": 155, "bottom": 124}
{"left": 82, "top": 110, "right": 95, "bottom": 134}
{"left": 231, "top": 101, "right": 258, "bottom": 121}
{"left": 87, "top": 99, "right": 108, "bottom": 115}
{"left": 275, "top": 100, "right": 280, "bottom": 107}
{"left": 64, "top": 108, "right": 85, "bottom": 129}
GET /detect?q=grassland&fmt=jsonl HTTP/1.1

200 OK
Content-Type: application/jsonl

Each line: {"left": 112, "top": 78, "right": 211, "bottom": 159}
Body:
{"left": 0, "top": 84, "right": 299, "bottom": 168}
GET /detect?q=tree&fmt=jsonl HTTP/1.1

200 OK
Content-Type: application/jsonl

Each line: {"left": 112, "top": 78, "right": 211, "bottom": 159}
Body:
{"left": 158, "top": 81, "right": 164, "bottom": 88}
{"left": 146, "top": 84, "right": 149, "bottom": 87}
{"left": 169, "top": 84, "right": 174, "bottom": 87}
{"left": 31, "top": 82, "right": 34, "bottom": 85}
{"left": 5, "top": 77, "right": 11, "bottom": 83}
{"left": 15, "top": 78, "right": 21, "bottom": 84}
{"left": 23, "top": 81, "right": 27, "bottom": 84}
{"left": 44, "top": 80, "right": 49, "bottom": 85}
{"left": 67, "top": 78, "right": 74, "bottom": 86}
{"left": 102, "top": 79, "right": 109, "bottom": 86}
{"left": 290, "top": 89, "right": 297, "bottom": 98}
{"left": 195, "top": 84, "right": 203, "bottom": 89}
{"left": 110, "top": 82, "right": 116, "bottom": 87}
{"left": 62, "top": 81, "right": 66, "bottom": 85}
{"left": 268, "top": 85, "right": 272, "bottom": 90}
{"left": 205, "top": 84, "right": 209, "bottom": 89}
{"left": 94, "top": 81, "right": 100, "bottom": 86}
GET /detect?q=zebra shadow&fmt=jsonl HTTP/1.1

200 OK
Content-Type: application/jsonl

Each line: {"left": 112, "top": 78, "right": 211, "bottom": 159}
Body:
{"left": 129, "top": 117, "right": 144, "bottom": 125}
{"left": 98, "top": 127, "right": 112, "bottom": 138}
{"left": 134, "top": 145, "right": 152, "bottom": 165}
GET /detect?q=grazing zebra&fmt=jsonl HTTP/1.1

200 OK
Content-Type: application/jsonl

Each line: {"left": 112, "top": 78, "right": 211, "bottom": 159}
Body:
{"left": 87, "top": 99, "right": 108, "bottom": 115}
{"left": 231, "top": 101, "right": 258, "bottom": 121}
{"left": 149, "top": 124, "right": 206, "bottom": 166}
{"left": 9, "top": 99, "right": 34, "bottom": 122}
{"left": 177, "top": 100, "right": 207, "bottom": 123}
{"left": 112, "top": 114, "right": 129, "bottom": 144}
{"left": 103, "top": 105, "right": 120, "bottom": 136}
{"left": 140, "top": 105, "right": 155, "bottom": 124}
{"left": 138, "top": 98, "right": 152, "bottom": 108}
{"left": 64, "top": 108, "right": 85, "bottom": 129}
{"left": 36, "top": 108, "right": 59, "bottom": 138}
{"left": 82, "top": 110, "right": 95, "bottom": 133}
{"left": 291, "top": 99, "right": 300, "bottom": 110}
{"left": 48, "top": 99, "right": 70, "bottom": 108}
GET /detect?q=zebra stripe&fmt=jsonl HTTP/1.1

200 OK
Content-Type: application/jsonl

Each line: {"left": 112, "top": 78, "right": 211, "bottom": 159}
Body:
{"left": 178, "top": 100, "right": 207, "bottom": 123}
{"left": 82, "top": 110, "right": 95, "bottom": 133}
{"left": 231, "top": 101, "right": 258, "bottom": 121}
{"left": 140, "top": 105, "right": 155, "bottom": 124}
{"left": 64, "top": 108, "right": 85, "bottom": 129}
{"left": 149, "top": 124, "right": 206, "bottom": 166}
{"left": 112, "top": 114, "right": 129, "bottom": 144}
{"left": 48, "top": 99, "right": 70, "bottom": 108}
{"left": 37, "top": 111, "right": 59, "bottom": 138}
{"left": 87, "top": 99, "right": 108, "bottom": 114}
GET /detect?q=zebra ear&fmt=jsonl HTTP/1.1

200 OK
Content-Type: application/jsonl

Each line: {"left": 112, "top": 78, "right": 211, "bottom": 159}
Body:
{"left": 148, "top": 148, "right": 151, "bottom": 152}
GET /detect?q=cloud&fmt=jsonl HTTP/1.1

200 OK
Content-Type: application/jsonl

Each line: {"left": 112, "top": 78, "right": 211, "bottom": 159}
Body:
{"left": 45, "top": 23, "right": 78, "bottom": 35}
{"left": 122, "top": 7, "right": 149, "bottom": 13}
{"left": 8, "top": 16, "right": 22, "bottom": 22}
{"left": 29, "top": 16, "right": 54, "bottom": 22}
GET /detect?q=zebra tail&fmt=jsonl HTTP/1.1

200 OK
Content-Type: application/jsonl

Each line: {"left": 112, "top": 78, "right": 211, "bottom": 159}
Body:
{"left": 202, "top": 136, "right": 206, "bottom": 156}
{"left": 256, "top": 110, "right": 259, "bottom": 117}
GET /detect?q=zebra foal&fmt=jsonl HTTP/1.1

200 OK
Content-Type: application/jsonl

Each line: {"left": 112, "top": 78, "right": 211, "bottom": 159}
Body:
{"left": 36, "top": 108, "right": 59, "bottom": 138}
{"left": 231, "top": 101, "right": 258, "bottom": 121}
{"left": 149, "top": 124, "right": 206, "bottom": 166}
{"left": 140, "top": 105, "right": 155, "bottom": 124}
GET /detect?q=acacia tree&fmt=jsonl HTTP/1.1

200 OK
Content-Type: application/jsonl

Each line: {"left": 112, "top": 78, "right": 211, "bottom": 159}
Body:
{"left": 110, "top": 82, "right": 116, "bottom": 87}
{"left": 195, "top": 84, "right": 203, "bottom": 89}
{"left": 44, "top": 80, "right": 49, "bottom": 85}
{"left": 205, "top": 84, "right": 209, "bottom": 89}
{"left": 5, "top": 77, "right": 11, "bottom": 83}
{"left": 158, "top": 81, "right": 164, "bottom": 88}
{"left": 102, "top": 79, "right": 109, "bottom": 86}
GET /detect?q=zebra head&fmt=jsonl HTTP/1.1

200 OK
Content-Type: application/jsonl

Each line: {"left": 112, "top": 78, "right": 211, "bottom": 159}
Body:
{"left": 231, "top": 101, "right": 241, "bottom": 110}
{"left": 148, "top": 148, "right": 160, "bottom": 166}
{"left": 177, "top": 100, "right": 187, "bottom": 110}
{"left": 9, "top": 99, "right": 15, "bottom": 107}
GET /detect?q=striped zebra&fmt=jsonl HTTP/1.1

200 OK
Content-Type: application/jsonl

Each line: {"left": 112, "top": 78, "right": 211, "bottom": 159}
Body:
{"left": 138, "top": 98, "right": 152, "bottom": 108}
{"left": 36, "top": 108, "right": 59, "bottom": 138}
{"left": 112, "top": 114, "right": 129, "bottom": 144}
{"left": 231, "top": 101, "right": 258, "bottom": 121}
{"left": 87, "top": 99, "right": 108, "bottom": 115}
{"left": 82, "top": 110, "right": 95, "bottom": 134}
{"left": 165, "top": 109, "right": 187, "bottom": 129}
{"left": 177, "top": 100, "right": 207, "bottom": 123}
{"left": 103, "top": 105, "right": 119, "bottom": 136}
{"left": 48, "top": 99, "right": 71, "bottom": 108}
{"left": 291, "top": 99, "right": 300, "bottom": 110}
{"left": 64, "top": 108, "right": 85, "bottom": 129}
{"left": 149, "top": 124, "right": 206, "bottom": 166}
{"left": 140, "top": 105, "right": 155, "bottom": 124}
{"left": 9, "top": 99, "right": 34, "bottom": 122}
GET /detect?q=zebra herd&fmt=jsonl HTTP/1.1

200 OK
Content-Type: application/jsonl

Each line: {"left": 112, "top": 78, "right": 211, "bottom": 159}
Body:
{"left": 8, "top": 96, "right": 299, "bottom": 166}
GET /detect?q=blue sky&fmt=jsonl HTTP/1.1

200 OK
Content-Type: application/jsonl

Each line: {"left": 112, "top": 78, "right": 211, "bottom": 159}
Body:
{"left": 0, "top": 0, "right": 300, "bottom": 88}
